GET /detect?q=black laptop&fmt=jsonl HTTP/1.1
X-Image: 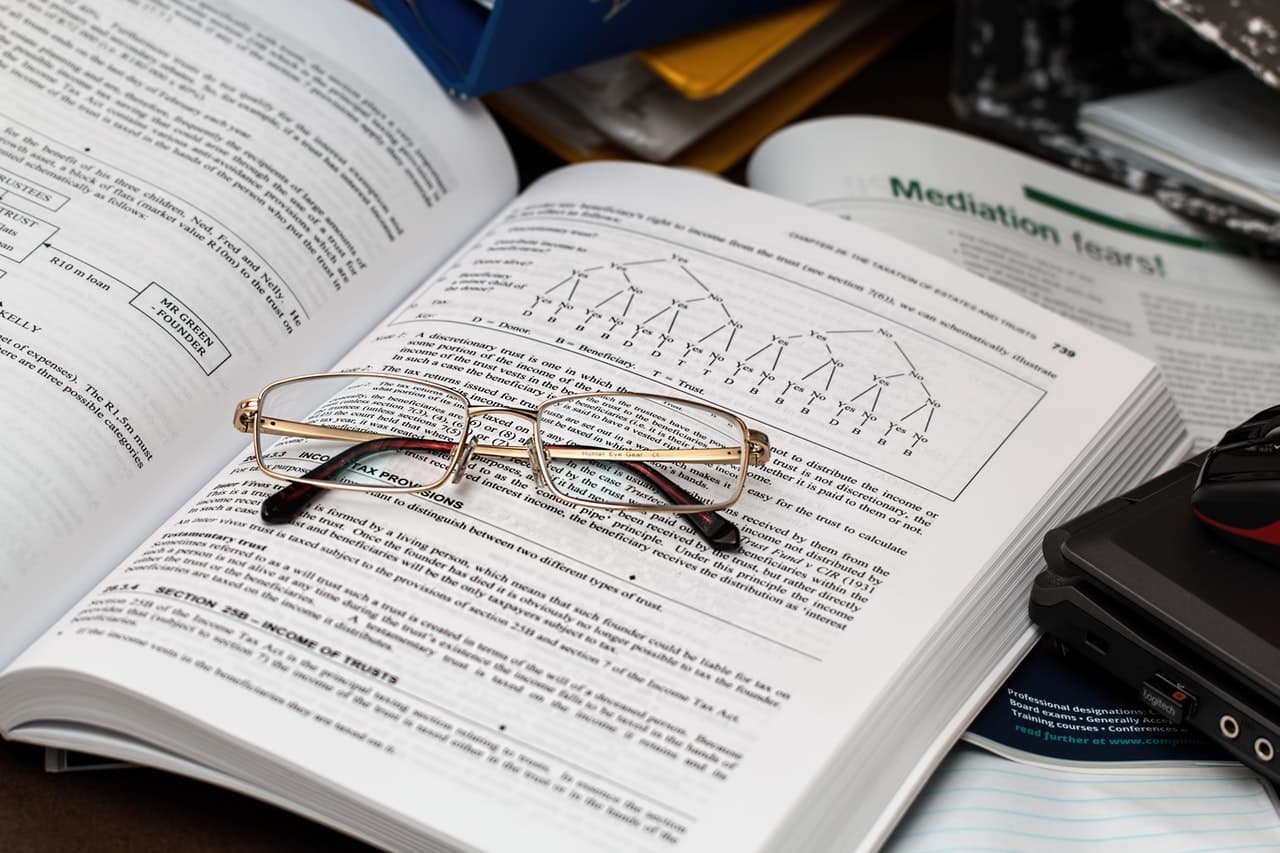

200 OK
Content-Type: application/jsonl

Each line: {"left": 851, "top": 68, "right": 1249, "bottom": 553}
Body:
{"left": 1030, "top": 452, "right": 1280, "bottom": 783}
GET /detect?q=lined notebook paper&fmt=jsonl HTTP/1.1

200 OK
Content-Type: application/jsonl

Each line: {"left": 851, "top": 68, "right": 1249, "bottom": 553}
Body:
{"left": 885, "top": 745, "right": 1280, "bottom": 852}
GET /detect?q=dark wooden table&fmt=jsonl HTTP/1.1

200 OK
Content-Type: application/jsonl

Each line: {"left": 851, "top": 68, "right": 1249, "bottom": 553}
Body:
{"left": 0, "top": 10, "right": 958, "bottom": 851}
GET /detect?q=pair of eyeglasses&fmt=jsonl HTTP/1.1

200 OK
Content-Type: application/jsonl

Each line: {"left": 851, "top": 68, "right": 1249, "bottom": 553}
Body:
{"left": 234, "top": 371, "right": 771, "bottom": 550}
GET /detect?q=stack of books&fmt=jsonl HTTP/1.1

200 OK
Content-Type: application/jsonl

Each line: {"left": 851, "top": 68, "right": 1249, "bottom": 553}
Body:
{"left": 484, "top": 0, "right": 931, "bottom": 171}
{"left": 1078, "top": 70, "right": 1280, "bottom": 221}
{"left": 373, "top": 0, "right": 934, "bottom": 173}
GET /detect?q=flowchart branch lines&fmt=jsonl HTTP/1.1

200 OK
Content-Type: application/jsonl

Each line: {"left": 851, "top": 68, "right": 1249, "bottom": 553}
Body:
{"left": 0, "top": 167, "right": 69, "bottom": 211}
{"left": 0, "top": 203, "right": 57, "bottom": 262}
{"left": 130, "top": 283, "right": 231, "bottom": 375}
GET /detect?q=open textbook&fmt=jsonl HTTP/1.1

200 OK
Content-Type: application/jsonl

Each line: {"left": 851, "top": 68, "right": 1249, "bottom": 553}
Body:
{"left": 0, "top": 2, "right": 1187, "bottom": 852}
{"left": 748, "top": 116, "right": 1280, "bottom": 449}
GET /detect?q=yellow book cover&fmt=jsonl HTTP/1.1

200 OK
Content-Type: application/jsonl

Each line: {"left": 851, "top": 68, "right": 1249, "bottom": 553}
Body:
{"left": 638, "top": 0, "right": 845, "bottom": 100}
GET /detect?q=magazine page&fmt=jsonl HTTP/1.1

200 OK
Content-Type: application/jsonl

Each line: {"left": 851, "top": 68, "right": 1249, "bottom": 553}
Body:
{"left": 964, "top": 638, "right": 1225, "bottom": 767}
{"left": 0, "top": 0, "right": 516, "bottom": 663}
{"left": 2, "top": 162, "right": 1164, "bottom": 852}
{"left": 747, "top": 115, "right": 1280, "bottom": 450}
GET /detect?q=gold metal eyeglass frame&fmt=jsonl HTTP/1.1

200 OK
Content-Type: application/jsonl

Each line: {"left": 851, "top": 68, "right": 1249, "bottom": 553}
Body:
{"left": 234, "top": 371, "right": 771, "bottom": 517}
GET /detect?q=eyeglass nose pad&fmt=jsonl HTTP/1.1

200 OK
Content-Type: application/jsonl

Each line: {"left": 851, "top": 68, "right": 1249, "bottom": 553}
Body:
{"left": 451, "top": 437, "right": 480, "bottom": 485}
{"left": 526, "top": 442, "right": 547, "bottom": 489}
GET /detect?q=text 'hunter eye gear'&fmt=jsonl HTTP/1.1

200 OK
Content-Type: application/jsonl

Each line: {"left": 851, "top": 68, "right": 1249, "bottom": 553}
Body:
{"left": 234, "top": 371, "right": 771, "bottom": 550}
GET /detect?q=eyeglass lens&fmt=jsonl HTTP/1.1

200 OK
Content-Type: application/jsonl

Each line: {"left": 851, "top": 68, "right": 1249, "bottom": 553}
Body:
{"left": 256, "top": 374, "right": 468, "bottom": 490}
{"left": 537, "top": 394, "right": 746, "bottom": 509}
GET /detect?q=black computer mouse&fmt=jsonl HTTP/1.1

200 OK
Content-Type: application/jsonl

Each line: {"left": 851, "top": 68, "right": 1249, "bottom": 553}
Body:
{"left": 1191, "top": 404, "right": 1280, "bottom": 566}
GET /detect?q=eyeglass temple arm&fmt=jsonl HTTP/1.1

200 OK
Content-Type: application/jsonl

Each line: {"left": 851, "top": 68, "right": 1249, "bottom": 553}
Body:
{"left": 256, "top": 432, "right": 744, "bottom": 550}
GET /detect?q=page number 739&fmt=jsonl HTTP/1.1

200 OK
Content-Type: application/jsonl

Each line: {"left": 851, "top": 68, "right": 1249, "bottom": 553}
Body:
{"left": 1052, "top": 343, "right": 1077, "bottom": 358}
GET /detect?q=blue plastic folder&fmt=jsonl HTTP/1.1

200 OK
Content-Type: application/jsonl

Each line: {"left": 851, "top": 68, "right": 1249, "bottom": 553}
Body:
{"left": 371, "top": 0, "right": 813, "bottom": 98}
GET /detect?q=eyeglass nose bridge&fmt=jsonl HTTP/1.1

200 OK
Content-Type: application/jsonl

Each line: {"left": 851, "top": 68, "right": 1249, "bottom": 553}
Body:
{"left": 461, "top": 406, "right": 547, "bottom": 486}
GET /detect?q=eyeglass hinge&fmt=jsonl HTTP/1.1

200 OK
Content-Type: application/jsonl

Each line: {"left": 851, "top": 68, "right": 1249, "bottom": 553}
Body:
{"left": 527, "top": 443, "right": 548, "bottom": 489}
{"left": 747, "top": 429, "right": 771, "bottom": 466}
{"left": 234, "top": 398, "right": 259, "bottom": 433}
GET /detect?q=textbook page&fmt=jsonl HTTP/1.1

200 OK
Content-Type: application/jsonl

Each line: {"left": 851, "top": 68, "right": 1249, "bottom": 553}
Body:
{"left": 884, "top": 744, "right": 1280, "bottom": 852}
{"left": 0, "top": 0, "right": 515, "bottom": 663}
{"left": 747, "top": 116, "right": 1280, "bottom": 449}
{"left": 2, "top": 163, "right": 1164, "bottom": 852}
